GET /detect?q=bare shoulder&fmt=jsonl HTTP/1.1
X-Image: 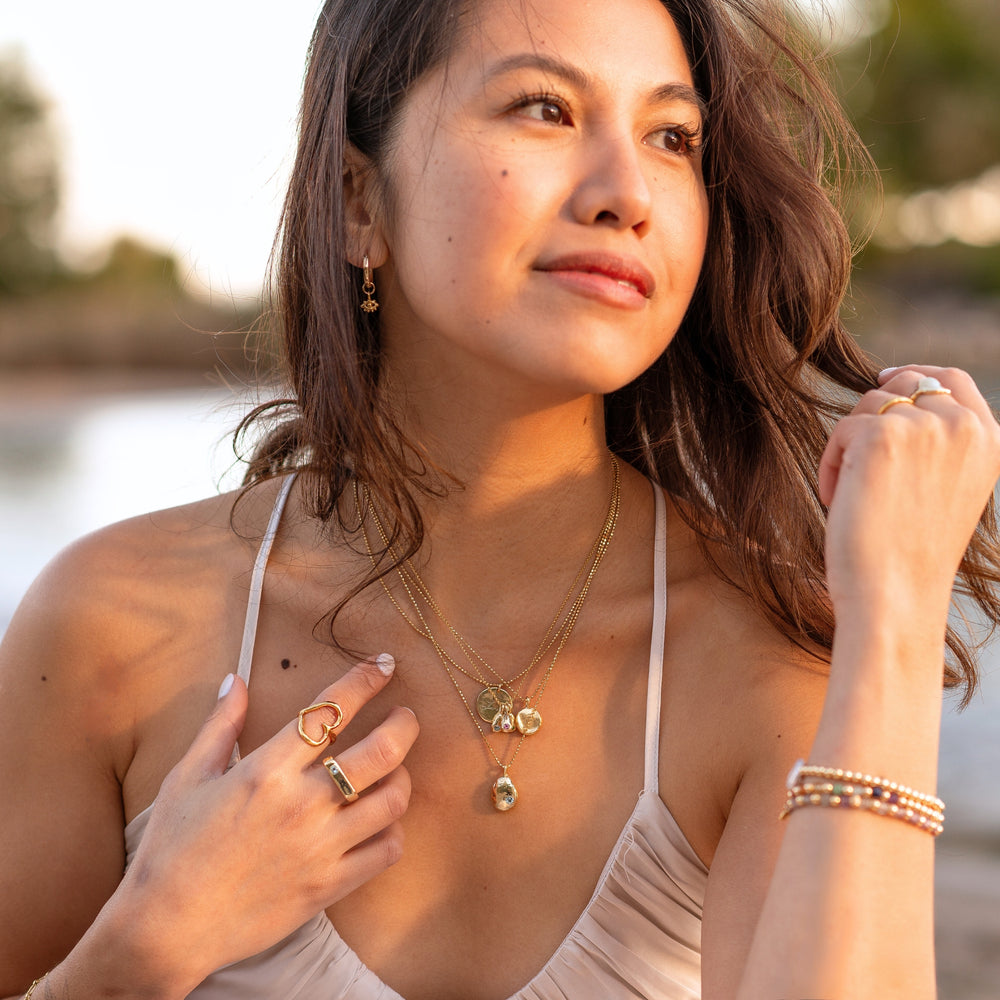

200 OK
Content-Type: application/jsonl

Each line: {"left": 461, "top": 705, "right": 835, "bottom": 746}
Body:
{"left": 658, "top": 504, "right": 829, "bottom": 866}
{"left": 0, "top": 485, "right": 284, "bottom": 782}
{"left": 6, "top": 490, "right": 249, "bottom": 690}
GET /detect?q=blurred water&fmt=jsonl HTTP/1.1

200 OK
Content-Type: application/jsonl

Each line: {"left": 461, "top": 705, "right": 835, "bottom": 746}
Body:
{"left": 0, "top": 381, "right": 251, "bottom": 624}
{"left": 0, "top": 378, "right": 997, "bottom": 837}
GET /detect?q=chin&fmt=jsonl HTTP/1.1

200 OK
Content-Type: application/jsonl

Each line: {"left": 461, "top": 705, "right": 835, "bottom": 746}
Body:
{"left": 527, "top": 354, "right": 659, "bottom": 399}
{"left": 553, "top": 342, "right": 669, "bottom": 395}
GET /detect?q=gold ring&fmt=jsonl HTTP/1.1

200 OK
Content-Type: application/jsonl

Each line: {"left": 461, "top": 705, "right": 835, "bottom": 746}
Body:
{"left": 322, "top": 757, "right": 359, "bottom": 803}
{"left": 876, "top": 395, "right": 915, "bottom": 415}
{"left": 910, "top": 376, "right": 952, "bottom": 402}
{"left": 297, "top": 702, "right": 344, "bottom": 747}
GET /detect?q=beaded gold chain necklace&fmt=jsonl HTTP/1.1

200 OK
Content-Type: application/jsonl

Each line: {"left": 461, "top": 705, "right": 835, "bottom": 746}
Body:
{"left": 364, "top": 488, "right": 607, "bottom": 730}
{"left": 353, "top": 457, "right": 620, "bottom": 811}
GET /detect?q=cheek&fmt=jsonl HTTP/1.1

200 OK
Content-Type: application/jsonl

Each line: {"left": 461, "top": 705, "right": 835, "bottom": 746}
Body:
{"left": 659, "top": 181, "right": 709, "bottom": 289}
{"left": 428, "top": 155, "right": 551, "bottom": 251}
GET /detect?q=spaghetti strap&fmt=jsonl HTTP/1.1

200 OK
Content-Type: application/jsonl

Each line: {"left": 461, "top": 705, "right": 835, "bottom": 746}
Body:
{"left": 644, "top": 483, "right": 667, "bottom": 795}
{"left": 227, "top": 474, "right": 297, "bottom": 767}
{"left": 236, "top": 473, "right": 298, "bottom": 685}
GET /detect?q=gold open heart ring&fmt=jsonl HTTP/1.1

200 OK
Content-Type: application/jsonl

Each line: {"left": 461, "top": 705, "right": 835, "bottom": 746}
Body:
{"left": 297, "top": 702, "right": 345, "bottom": 747}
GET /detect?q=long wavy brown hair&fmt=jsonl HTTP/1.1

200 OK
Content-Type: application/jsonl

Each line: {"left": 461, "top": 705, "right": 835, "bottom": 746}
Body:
{"left": 238, "top": 0, "right": 1000, "bottom": 704}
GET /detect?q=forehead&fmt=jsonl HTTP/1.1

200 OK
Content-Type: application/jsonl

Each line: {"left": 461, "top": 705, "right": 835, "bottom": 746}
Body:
{"left": 452, "top": 0, "right": 696, "bottom": 95}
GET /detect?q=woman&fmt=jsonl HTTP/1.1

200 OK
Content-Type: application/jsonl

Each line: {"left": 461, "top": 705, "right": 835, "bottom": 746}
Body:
{"left": 2, "top": 0, "right": 999, "bottom": 997}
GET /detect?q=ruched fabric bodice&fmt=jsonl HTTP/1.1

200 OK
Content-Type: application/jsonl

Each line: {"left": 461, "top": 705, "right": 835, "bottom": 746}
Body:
{"left": 123, "top": 477, "right": 708, "bottom": 998}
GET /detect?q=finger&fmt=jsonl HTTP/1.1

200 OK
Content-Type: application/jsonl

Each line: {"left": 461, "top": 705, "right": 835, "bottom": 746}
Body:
{"left": 267, "top": 654, "right": 398, "bottom": 765}
{"left": 817, "top": 422, "right": 848, "bottom": 506}
{"left": 879, "top": 366, "right": 993, "bottom": 421}
{"left": 312, "top": 706, "right": 419, "bottom": 802}
{"left": 320, "top": 820, "right": 407, "bottom": 902}
{"left": 329, "top": 762, "right": 413, "bottom": 838}
{"left": 170, "top": 673, "right": 249, "bottom": 785}
{"left": 860, "top": 390, "right": 917, "bottom": 418}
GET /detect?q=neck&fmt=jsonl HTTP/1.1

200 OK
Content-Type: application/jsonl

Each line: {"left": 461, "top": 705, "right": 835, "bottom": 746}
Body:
{"left": 363, "top": 381, "right": 620, "bottom": 626}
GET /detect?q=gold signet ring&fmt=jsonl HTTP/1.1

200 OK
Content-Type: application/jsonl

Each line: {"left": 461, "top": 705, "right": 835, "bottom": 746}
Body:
{"left": 297, "top": 702, "right": 344, "bottom": 747}
{"left": 910, "top": 376, "right": 952, "bottom": 402}
{"left": 876, "top": 395, "right": 915, "bottom": 415}
{"left": 322, "top": 757, "right": 359, "bottom": 803}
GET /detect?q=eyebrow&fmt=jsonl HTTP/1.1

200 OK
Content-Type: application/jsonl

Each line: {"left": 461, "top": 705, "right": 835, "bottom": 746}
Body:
{"left": 484, "top": 53, "right": 707, "bottom": 120}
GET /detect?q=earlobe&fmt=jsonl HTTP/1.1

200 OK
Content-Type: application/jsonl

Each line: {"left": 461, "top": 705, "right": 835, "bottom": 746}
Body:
{"left": 343, "top": 143, "right": 389, "bottom": 267}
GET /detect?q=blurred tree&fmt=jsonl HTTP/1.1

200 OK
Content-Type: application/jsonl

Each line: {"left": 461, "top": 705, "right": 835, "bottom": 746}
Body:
{"left": 835, "top": 0, "right": 1000, "bottom": 191}
{"left": 0, "top": 51, "right": 61, "bottom": 296}
{"left": 88, "top": 236, "right": 182, "bottom": 291}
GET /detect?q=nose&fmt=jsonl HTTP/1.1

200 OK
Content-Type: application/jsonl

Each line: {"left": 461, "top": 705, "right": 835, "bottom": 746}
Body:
{"left": 568, "top": 129, "right": 652, "bottom": 235}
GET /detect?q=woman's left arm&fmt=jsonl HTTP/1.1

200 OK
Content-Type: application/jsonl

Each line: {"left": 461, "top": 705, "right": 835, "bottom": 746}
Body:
{"left": 702, "top": 365, "right": 1000, "bottom": 1000}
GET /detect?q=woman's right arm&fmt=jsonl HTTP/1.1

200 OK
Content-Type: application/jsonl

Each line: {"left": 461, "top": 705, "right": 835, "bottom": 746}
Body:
{"left": 0, "top": 535, "right": 416, "bottom": 999}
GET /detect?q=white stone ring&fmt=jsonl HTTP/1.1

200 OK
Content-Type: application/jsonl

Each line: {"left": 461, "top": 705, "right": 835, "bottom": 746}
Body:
{"left": 909, "top": 376, "right": 953, "bottom": 402}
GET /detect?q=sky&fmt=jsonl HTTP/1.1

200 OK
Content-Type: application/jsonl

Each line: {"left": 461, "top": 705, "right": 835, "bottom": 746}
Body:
{"left": 1, "top": 1, "right": 324, "bottom": 299}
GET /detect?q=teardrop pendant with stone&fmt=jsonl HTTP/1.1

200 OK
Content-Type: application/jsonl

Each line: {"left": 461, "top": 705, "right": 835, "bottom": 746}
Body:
{"left": 492, "top": 772, "right": 518, "bottom": 811}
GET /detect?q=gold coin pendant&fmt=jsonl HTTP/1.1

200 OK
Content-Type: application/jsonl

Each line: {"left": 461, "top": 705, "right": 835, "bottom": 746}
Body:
{"left": 516, "top": 707, "right": 542, "bottom": 735}
{"left": 476, "top": 686, "right": 512, "bottom": 723}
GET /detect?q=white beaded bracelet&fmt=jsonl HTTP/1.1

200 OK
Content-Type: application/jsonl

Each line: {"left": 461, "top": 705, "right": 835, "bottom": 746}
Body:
{"left": 780, "top": 760, "right": 945, "bottom": 836}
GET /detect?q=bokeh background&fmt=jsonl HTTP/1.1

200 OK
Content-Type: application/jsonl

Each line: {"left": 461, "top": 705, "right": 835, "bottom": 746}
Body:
{"left": 0, "top": 1, "right": 998, "bottom": 996}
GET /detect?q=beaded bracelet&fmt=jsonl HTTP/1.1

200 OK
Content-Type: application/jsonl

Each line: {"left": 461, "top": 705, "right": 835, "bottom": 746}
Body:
{"left": 782, "top": 783, "right": 944, "bottom": 835}
{"left": 785, "top": 781, "right": 944, "bottom": 820}
{"left": 780, "top": 760, "right": 945, "bottom": 837}
{"left": 788, "top": 761, "right": 945, "bottom": 811}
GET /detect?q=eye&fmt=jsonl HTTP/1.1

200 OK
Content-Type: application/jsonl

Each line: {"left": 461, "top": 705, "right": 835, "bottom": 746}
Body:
{"left": 648, "top": 124, "right": 701, "bottom": 156}
{"left": 513, "top": 93, "right": 572, "bottom": 126}
{"left": 535, "top": 101, "right": 565, "bottom": 124}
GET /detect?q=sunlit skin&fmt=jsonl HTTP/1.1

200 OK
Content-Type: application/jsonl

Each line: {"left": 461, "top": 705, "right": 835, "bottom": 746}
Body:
{"left": 2, "top": 0, "right": 1000, "bottom": 999}
{"left": 360, "top": 0, "right": 708, "bottom": 418}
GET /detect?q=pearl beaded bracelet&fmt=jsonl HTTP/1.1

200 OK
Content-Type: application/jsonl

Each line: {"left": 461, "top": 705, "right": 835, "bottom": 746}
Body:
{"left": 780, "top": 760, "right": 945, "bottom": 836}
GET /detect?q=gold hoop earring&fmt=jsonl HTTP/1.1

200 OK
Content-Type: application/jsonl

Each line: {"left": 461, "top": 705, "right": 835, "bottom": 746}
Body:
{"left": 360, "top": 255, "right": 379, "bottom": 313}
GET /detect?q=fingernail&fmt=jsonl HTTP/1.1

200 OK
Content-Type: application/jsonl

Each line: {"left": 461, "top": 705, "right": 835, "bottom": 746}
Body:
{"left": 375, "top": 653, "right": 396, "bottom": 676}
{"left": 878, "top": 367, "right": 898, "bottom": 379}
{"left": 217, "top": 673, "right": 235, "bottom": 699}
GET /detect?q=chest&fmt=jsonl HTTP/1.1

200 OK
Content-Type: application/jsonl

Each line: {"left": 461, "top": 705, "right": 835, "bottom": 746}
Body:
{"left": 240, "top": 593, "right": 655, "bottom": 999}
{"left": 122, "top": 538, "right": 730, "bottom": 1000}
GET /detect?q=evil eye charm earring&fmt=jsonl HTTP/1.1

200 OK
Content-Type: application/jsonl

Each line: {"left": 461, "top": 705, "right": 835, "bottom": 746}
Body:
{"left": 360, "top": 255, "right": 379, "bottom": 313}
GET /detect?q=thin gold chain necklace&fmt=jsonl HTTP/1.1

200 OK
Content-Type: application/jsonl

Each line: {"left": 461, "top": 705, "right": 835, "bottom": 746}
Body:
{"left": 353, "top": 457, "right": 620, "bottom": 811}
{"left": 356, "top": 458, "right": 619, "bottom": 727}
{"left": 363, "top": 483, "right": 612, "bottom": 727}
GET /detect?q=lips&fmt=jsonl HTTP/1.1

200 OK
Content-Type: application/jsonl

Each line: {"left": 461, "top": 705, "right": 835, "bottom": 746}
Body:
{"left": 534, "top": 252, "right": 656, "bottom": 299}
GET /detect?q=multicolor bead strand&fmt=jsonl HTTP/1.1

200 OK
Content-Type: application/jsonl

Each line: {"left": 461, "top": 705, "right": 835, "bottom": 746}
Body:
{"left": 781, "top": 782, "right": 944, "bottom": 835}
{"left": 780, "top": 760, "right": 945, "bottom": 836}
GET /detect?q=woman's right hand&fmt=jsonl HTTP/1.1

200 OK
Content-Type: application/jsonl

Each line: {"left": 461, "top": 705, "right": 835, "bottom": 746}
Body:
{"left": 90, "top": 654, "right": 416, "bottom": 995}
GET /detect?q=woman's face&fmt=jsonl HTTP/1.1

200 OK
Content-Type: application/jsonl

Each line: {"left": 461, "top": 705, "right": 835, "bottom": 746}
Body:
{"left": 371, "top": 0, "right": 709, "bottom": 400}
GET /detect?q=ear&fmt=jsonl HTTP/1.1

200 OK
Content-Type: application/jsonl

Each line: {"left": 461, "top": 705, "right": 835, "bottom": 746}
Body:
{"left": 343, "top": 143, "right": 389, "bottom": 268}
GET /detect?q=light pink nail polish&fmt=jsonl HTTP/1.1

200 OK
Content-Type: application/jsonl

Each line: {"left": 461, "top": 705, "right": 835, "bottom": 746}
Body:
{"left": 217, "top": 673, "right": 235, "bottom": 699}
{"left": 376, "top": 653, "right": 396, "bottom": 676}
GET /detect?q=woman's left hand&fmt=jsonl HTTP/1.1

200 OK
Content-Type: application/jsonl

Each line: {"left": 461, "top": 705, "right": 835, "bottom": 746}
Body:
{"left": 818, "top": 365, "right": 1000, "bottom": 621}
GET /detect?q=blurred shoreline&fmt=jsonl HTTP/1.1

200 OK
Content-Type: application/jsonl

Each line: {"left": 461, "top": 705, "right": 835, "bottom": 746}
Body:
{"left": 0, "top": 367, "right": 213, "bottom": 414}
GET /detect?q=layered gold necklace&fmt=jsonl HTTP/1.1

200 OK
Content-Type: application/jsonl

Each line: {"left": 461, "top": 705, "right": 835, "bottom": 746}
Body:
{"left": 354, "top": 456, "right": 621, "bottom": 811}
